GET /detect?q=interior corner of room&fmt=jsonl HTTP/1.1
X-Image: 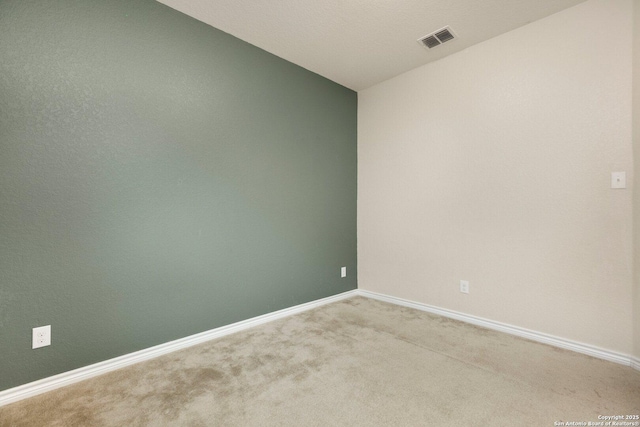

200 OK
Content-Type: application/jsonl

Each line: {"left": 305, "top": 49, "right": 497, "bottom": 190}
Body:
{"left": 0, "top": 0, "right": 639, "bottom": 418}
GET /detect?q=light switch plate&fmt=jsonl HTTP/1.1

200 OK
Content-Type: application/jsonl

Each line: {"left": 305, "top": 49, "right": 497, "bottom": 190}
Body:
{"left": 611, "top": 172, "right": 626, "bottom": 189}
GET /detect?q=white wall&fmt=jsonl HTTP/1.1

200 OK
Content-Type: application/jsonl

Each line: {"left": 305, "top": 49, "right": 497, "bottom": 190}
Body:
{"left": 633, "top": 0, "right": 640, "bottom": 360}
{"left": 358, "top": 0, "right": 634, "bottom": 354}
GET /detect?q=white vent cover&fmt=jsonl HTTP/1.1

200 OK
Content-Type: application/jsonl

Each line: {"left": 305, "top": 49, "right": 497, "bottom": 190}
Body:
{"left": 417, "top": 26, "right": 457, "bottom": 50}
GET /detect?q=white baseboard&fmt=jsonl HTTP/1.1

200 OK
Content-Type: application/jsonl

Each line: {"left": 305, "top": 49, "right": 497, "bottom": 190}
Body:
{"left": 0, "top": 290, "right": 358, "bottom": 407}
{"left": 356, "top": 289, "right": 639, "bottom": 370}
{"left": 2, "top": 288, "right": 637, "bottom": 407}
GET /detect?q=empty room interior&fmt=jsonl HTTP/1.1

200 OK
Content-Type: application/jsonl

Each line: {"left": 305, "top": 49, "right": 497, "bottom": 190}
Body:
{"left": 1, "top": 0, "right": 639, "bottom": 425}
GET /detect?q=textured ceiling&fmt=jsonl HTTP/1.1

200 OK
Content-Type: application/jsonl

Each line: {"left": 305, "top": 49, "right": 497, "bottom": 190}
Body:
{"left": 156, "top": 0, "right": 587, "bottom": 91}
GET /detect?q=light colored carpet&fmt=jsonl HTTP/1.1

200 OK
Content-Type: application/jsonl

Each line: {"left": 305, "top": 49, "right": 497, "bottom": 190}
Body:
{"left": 1, "top": 296, "right": 638, "bottom": 426}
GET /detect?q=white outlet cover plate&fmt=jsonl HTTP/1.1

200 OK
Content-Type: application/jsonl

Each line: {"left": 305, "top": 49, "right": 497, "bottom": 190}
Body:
{"left": 460, "top": 280, "right": 469, "bottom": 294}
{"left": 32, "top": 325, "right": 51, "bottom": 349}
{"left": 341, "top": 267, "right": 347, "bottom": 278}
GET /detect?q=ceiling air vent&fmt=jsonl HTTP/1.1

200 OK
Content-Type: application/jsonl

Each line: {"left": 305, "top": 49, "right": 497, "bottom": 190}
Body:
{"left": 418, "top": 26, "right": 456, "bottom": 50}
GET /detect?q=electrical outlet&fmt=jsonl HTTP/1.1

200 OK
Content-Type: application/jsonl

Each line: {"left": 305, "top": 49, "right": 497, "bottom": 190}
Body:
{"left": 341, "top": 266, "right": 347, "bottom": 278}
{"left": 32, "top": 325, "right": 51, "bottom": 349}
{"left": 460, "top": 280, "right": 469, "bottom": 294}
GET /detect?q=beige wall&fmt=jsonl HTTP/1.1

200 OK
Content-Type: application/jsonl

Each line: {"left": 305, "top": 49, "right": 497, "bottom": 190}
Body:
{"left": 633, "top": 0, "right": 640, "bottom": 360}
{"left": 358, "top": 0, "right": 634, "bottom": 354}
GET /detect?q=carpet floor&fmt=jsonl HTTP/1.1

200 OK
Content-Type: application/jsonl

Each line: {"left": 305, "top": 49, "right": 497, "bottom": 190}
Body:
{"left": 1, "top": 296, "right": 639, "bottom": 426}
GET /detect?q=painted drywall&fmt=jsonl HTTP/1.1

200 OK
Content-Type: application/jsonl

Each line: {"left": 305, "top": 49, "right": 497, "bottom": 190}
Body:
{"left": 634, "top": 0, "right": 640, "bottom": 360}
{"left": 358, "top": 0, "right": 634, "bottom": 353}
{"left": 0, "top": 0, "right": 357, "bottom": 391}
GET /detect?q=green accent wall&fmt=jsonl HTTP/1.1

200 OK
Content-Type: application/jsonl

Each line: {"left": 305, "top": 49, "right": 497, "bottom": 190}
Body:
{"left": 0, "top": 0, "right": 357, "bottom": 391}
